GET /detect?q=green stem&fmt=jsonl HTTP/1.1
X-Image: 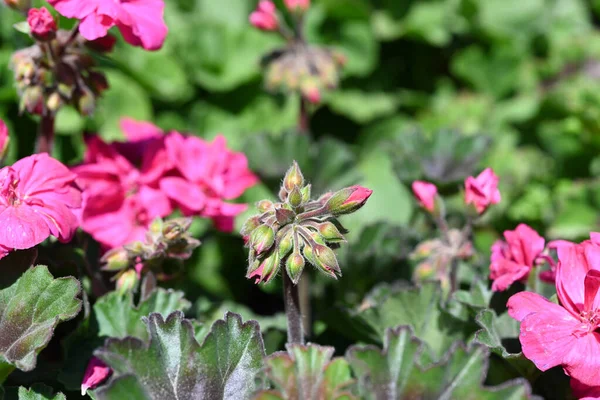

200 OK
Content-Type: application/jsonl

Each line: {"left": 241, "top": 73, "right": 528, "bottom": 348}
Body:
{"left": 36, "top": 113, "right": 55, "bottom": 155}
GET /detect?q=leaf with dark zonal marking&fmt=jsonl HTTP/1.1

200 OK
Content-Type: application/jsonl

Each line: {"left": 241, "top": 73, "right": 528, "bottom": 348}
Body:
{"left": 254, "top": 343, "right": 356, "bottom": 400}
{"left": 0, "top": 266, "right": 81, "bottom": 382}
{"left": 95, "top": 311, "right": 266, "bottom": 400}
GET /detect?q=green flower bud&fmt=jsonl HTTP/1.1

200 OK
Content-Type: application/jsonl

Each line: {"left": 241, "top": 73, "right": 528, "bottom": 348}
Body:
{"left": 247, "top": 251, "right": 280, "bottom": 284}
{"left": 101, "top": 248, "right": 130, "bottom": 271}
{"left": 117, "top": 269, "right": 139, "bottom": 295}
{"left": 286, "top": 251, "right": 305, "bottom": 285}
{"left": 277, "top": 228, "right": 294, "bottom": 258}
{"left": 301, "top": 184, "right": 311, "bottom": 203}
{"left": 287, "top": 186, "right": 303, "bottom": 208}
{"left": 251, "top": 225, "right": 275, "bottom": 254}
{"left": 324, "top": 185, "right": 373, "bottom": 216}
{"left": 313, "top": 244, "right": 340, "bottom": 278}
{"left": 318, "top": 221, "right": 345, "bottom": 242}
{"left": 257, "top": 200, "right": 273, "bottom": 213}
{"left": 283, "top": 161, "right": 304, "bottom": 191}
{"left": 241, "top": 215, "right": 261, "bottom": 237}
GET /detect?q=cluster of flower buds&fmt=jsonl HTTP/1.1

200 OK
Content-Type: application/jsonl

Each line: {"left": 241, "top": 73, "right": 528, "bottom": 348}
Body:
{"left": 10, "top": 8, "right": 110, "bottom": 117}
{"left": 249, "top": 0, "right": 345, "bottom": 105}
{"left": 241, "top": 161, "right": 372, "bottom": 285}
{"left": 3, "top": 0, "right": 30, "bottom": 13}
{"left": 101, "top": 217, "right": 201, "bottom": 291}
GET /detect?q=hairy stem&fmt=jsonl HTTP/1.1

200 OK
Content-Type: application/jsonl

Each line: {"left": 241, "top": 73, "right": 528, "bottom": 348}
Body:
{"left": 283, "top": 272, "right": 304, "bottom": 344}
{"left": 36, "top": 113, "right": 55, "bottom": 154}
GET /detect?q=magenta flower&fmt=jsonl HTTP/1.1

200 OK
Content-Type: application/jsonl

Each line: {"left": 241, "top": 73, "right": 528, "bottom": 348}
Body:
{"left": 0, "top": 119, "right": 9, "bottom": 159}
{"left": 508, "top": 235, "right": 600, "bottom": 388}
{"left": 162, "top": 132, "right": 258, "bottom": 232}
{"left": 250, "top": 0, "right": 279, "bottom": 31}
{"left": 81, "top": 357, "right": 111, "bottom": 395}
{"left": 48, "top": 0, "right": 168, "bottom": 50}
{"left": 464, "top": 167, "right": 501, "bottom": 214}
{"left": 489, "top": 224, "right": 545, "bottom": 291}
{"left": 73, "top": 122, "right": 172, "bottom": 249}
{"left": 411, "top": 181, "right": 437, "bottom": 212}
{"left": 0, "top": 153, "right": 82, "bottom": 259}
{"left": 27, "top": 7, "right": 57, "bottom": 40}
{"left": 284, "top": 0, "right": 310, "bottom": 12}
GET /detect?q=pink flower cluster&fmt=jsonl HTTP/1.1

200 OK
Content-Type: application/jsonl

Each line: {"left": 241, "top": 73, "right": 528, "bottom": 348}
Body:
{"left": 48, "top": 0, "right": 167, "bottom": 50}
{"left": 0, "top": 121, "right": 81, "bottom": 259}
{"left": 508, "top": 234, "right": 600, "bottom": 398}
{"left": 27, "top": 7, "right": 57, "bottom": 40}
{"left": 73, "top": 119, "right": 258, "bottom": 249}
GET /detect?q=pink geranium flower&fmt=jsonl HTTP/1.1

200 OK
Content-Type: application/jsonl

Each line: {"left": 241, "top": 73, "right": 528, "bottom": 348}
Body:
{"left": 250, "top": 0, "right": 279, "bottom": 31}
{"left": 81, "top": 357, "right": 111, "bottom": 395}
{"left": 489, "top": 224, "right": 545, "bottom": 291}
{"left": 27, "top": 7, "right": 57, "bottom": 40}
{"left": 508, "top": 234, "right": 600, "bottom": 388}
{"left": 162, "top": 132, "right": 258, "bottom": 232}
{"left": 0, "top": 153, "right": 82, "bottom": 259}
{"left": 48, "top": 0, "right": 167, "bottom": 50}
{"left": 464, "top": 168, "right": 501, "bottom": 214}
{"left": 73, "top": 121, "right": 172, "bottom": 249}
{"left": 411, "top": 181, "right": 437, "bottom": 212}
{"left": 0, "top": 119, "right": 9, "bottom": 159}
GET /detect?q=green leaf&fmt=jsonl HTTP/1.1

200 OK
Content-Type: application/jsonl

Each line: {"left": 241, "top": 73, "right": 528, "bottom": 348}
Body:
{"left": 347, "top": 326, "right": 533, "bottom": 400}
{"left": 94, "top": 288, "right": 191, "bottom": 341}
{"left": 326, "top": 90, "right": 400, "bottom": 123}
{"left": 17, "top": 384, "right": 66, "bottom": 400}
{"left": 0, "top": 266, "right": 81, "bottom": 378}
{"left": 354, "top": 281, "right": 468, "bottom": 362}
{"left": 255, "top": 344, "right": 356, "bottom": 400}
{"left": 96, "top": 311, "right": 266, "bottom": 400}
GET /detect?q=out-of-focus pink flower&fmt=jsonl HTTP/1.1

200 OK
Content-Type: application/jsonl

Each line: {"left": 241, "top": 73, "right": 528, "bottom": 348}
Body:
{"left": 411, "top": 181, "right": 437, "bottom": 212}
{"left": 81, "top": 357, "right": 111, "bottom": 395}
{"left": 48, "top": 0, "right": 168, "bottom": 50}
{"left": 284, "top": 0, "right": 310, "bottom": 12}
{"left": 489, "top": 224, "right": 545, "bottom": 291}
{"left": 87, "top": 34, "right": 117, "bottom": 53}
{"left": 162, "top": 132, "right": 258, "bottom": 232}
{"left": 508, "top": 235, "right": 600, "bottom": 388}
{"left": 464, "top": 168, "right": 500, "bottom": 214}
{"left": 0, "top": 119, "right": 9, "bottom": 160}
{"left": 73, "top": 123, "right": 172, "bottom": 249}
{"left": 250, "top": 0, "right": 279, "bottom": 31}
{"left": 27, "top": 7, "right": 57, "bottom": 40}
{"left": 571, "top": 379, "right": 600, "bottom": 400}
{"left": 0, "top": 153, "right": 82, "bottom": 259}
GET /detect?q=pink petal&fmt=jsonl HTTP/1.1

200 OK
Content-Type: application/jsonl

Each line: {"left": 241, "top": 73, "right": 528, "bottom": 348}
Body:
{"left": 81, "top": 357, "right": 111, "bottom": 395}
{"left": 0, "top": 206, "right": 50, "bottom": 249}
{"left": 557, "top": 244, "right": 590, "bottom": 316}
{"left": 117, "top": 0, "right": 167, "bottom": 50}
{"left": 137, "top": 185, "right": 172, "bottom": 219}
{"left": 507, "top": 291, "right": 558, "bottom": 322}
{"left": 563, "top": 332, "right": 600, "bottom": 388}
{"left": 159, "top": 177, "right": 206, "bottom": 212}
{"left": 490, "top": 259, "right": 530, "bottom": 292}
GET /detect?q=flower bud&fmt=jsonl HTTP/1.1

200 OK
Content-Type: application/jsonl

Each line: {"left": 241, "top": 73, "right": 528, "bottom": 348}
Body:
{"left": 116, "top": 269, "right": 139, "bottom": 295}
{"left": 4, "top": 0, "right": 31, "bottom": 13}
{"left": 277, "top": 228, "right": 294, "bottom": 258}
{"left": 318, "top": 221, "right": 345, "bottom": 242}
{"left": 324, "top": 185, "right": 373, "bottom": 216}
{"left": 283, "top": 161, "right": 304, "bottom": 191}
{"left": 101, "top": 248, "right": 130, "bottom": 271}
{"left": 301, "top": 80, "right": 321, "bottom": 104}
{"left": 312, "top": 244, "right": 340, "bottom": 278}
{"left": 286, "top": 251, "right": 305, "bottom": 284}
{"left": 247, "top": 251, "right": 280, "bottom": 284}
{"left": 46, "top": 92, "right": 62, "bottom": 113}
{"left": 301, "top": 184, "right": 311, "bottom": 203}
{"left": 284, "top": 0, "right": 310, "bottom": 13}
{"left": 464, "top": 168, "right": 500, "bottom": 215}
{"left": 412, "top": 181, "right": 437, "bottom": 213}
{"left": 257, "top": 199, "right": 274, "bottom": 213}
{"left": 241, "top": 215, "right": 261, "bottom": 237}
{"left": 27, "top": 7, "right": 56, "bottom": 41}
{"left": 0, "top": 119, "right": 10, "bottom": 162}
{"left": 278, "top": 187, "right": 288, "bottom": 202}
{"left": 78, "top": 87, "right": 96, "bottom": 116}
{"left": 251, "top": 224, "right": 275, "bottom": 254}
{"left": 249, "top": 0, "right": 279, "bottom": 31}
{"left": 21, "top": 86, "right": 44, "bottom": 114}
{"left": 81, "top": 357, "right": 111, "bottom": 396}
{"left": 287, "top": 186, "right": 303, "bottom": 207}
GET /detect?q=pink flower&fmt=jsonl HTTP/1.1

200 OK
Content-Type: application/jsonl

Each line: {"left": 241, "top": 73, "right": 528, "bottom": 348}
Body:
{"left": 411, "top": 181, "right": 437, "bottom": 212}
{"left": 162, "top": 132, "right": 258, "bottom": 232}
{"left": 27, "top": 7, "right": 57, "bottom": 40}
{"left": 73, "top": 122, "right": 172, "bottom": 249}
{"left": 0, "top": 153, "right": 82, "bottom": 259}
{"left": 47, "top": 0, "right": 167, "bottom": 50}
{"left": 489, "top": 224, "right": 545, "bottom": 291}
{"left": 508, "top": 235, "right": 600, "bottom": 388}
{"left": 284, "top": 0, "right": 310, "bottom": 12}
{"left": 464, "top": 168, "right": 501, "bottom": 214}
{"left": 250, "top": 0, "right": 279, "bottom": 31}
{"left": 0, "top": 119, "right": 9, "bottom": 159}
{"left": 81, "top": 357, "right": 111, "bottom": 395}
{"left": 572, "top": 379, "right": 600, "bottom": 400}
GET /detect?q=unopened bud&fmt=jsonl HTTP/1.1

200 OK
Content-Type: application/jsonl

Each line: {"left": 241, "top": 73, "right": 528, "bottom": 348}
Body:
{"left": 251, "top": 224, "right": 275, "bottom": 254}
{"left": 286, "top": 251, "right": 305, "bottom": 284}
{"left": 241, "top": 215, "right": 261, "bottom": 237}
{"left": 21, "top": 86, "right": 43, "bottom": 114}
{"left": 301, "top": 184, "right": 311, "bottom": 203}
{"left": 284, "top": 0, "right": 310, "bottom": 13}
{"left": 318, "top": 221, "right": 345, "bottom": 242}
{"left": 283, "top": 161, "right": 304, "bottom": 191}
{"left": 287, "top": 186, "right": 303, "bottom": 208}
{"left": 247, "top": 251, "right": 280, "bottom": 284}
{"left": 101, "top": 248, "right": 130, "bottom": 271}
{"left": 313, "top": 244, "right": 340, "bottom": 278}
{"left": 324, "top": 185, "right": 373, "bottom": 216}
{"left": 4, "top": 0, "right": 31, "bottom": 13}
{"left": 257, "top": 199, "right": 274, "bottom": 213}
{"left": 46, "top": 92, "right": 62, "bottom": 113}
{"left": 0, "top": 119, "right": 9, "bottom": 163}
{"left": 277, "top": 228, "right": 294, "bottom": 258}
{"left": 27, "top": 7, "right": 56, "bottom": 41}
{"left": 78, "top": 87, "right": 95, "bottom": 116}
{"left": 116, "top": 269, "right": 139, "bottom": 294}
{"left": 279, "top": 187, "right": 288, "bottom": 202}
{"left": 301, "top": 82, "right": 321, "bottom": 104}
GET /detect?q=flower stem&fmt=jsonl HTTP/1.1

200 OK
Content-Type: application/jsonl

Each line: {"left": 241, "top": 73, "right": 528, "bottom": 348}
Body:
{"left": 36, "top": 113, "right": 55, "bottom": 154}
{"left": 298, "top": 98, "right": 310, "bottom": 134}
{"left": 283, "top": 271, "right": 304, "bottom": 344}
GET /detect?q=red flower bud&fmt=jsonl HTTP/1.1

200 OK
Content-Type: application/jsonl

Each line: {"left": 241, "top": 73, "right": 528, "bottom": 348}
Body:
{"left": 324, "top": 185, "right": 373, "bottom": 216}
{"left": 464, "top": 168, "right": 500, "bottom": 214}
{"left": 412, "top": 181, "right": 437, "bottom": 212}
{"left": 81, "top": 357, "right": 112, "bottom": 395}
{"left": 249, "top": 0, "right": 279, "bottom": 31}
{"left": 27, "top": 8, "right": 56, "bottom": 41}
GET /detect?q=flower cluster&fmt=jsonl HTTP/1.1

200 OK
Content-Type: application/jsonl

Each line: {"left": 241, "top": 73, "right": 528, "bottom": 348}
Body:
{"left": 508, "top": 234, "right": 600, "bottom": 395}
{"left": 249, "top": 0, "right": 345, "bottom": 105}
{"left": 0, "top": 124, "right": 81, "bottom": 259}
{"left": 11, "top": 8, "right": 110, "bottom": 117}
{"left": 241, "top": 162, "right": 372, "bottom": 284}
{"left": 73, "top": 119, "right": 257, "bottom": 249}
